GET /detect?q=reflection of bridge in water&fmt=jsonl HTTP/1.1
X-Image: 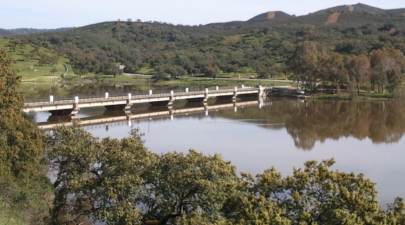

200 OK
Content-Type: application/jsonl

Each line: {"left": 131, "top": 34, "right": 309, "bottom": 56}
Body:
{"left": 37, "top": 100, "right": 269, "bottom": 130}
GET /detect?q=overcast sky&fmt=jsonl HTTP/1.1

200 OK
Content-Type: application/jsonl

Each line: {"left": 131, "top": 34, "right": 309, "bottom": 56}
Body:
{"left": 1, "top": 0, "right": 404, "bottom": 29}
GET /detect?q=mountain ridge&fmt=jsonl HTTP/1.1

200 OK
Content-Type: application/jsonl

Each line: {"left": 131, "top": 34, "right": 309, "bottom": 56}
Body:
{"left": 0, "top": 27, "right": 73, "bottom": 37}
{"left": 248, "top": 11, "right": 294, "bottom": 23}
{"left": 1, "top": 3, "right": 405, "bottom": 34}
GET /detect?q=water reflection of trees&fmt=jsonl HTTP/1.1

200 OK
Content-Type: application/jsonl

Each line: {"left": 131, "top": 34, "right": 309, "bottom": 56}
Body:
{"left": 219, "top": 100, "right": 405, "bottom": 150}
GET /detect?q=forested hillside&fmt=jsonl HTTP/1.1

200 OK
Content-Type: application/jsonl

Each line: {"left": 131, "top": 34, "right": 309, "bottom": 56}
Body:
{"left": 4, "top": 3, "right": 405, "bottom": 93}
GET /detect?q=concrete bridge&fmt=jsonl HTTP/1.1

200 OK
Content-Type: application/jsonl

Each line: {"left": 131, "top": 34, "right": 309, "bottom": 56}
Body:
{"left": 37, "top": 100, "right": 268, "bottom": 130}
{"left": 24, "top": 86, "right": 268, "bottom": 116}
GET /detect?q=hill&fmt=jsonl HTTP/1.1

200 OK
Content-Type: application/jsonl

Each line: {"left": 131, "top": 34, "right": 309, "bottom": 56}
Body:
{"left": 3, "top": 3, "right": 405, "bottom": 80}
{"left": 0, "top": 29, "right": 11, "bottom": 36}
{"left": 289, "top": 3, "right": 404, "bottom": 27}
{"left": 248, "top": 11, "right": 293, "bottom": 23}
{"left": 207, "top": 3, "right": 405, "bottom": 31}
{"left": 388, "top": 8, "right": 405, "bottom": 17}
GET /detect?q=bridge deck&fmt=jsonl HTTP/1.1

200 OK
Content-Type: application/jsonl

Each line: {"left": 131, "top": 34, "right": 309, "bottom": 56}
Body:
{"left": 24, "top": 87, "right": 263, "bottom": 113}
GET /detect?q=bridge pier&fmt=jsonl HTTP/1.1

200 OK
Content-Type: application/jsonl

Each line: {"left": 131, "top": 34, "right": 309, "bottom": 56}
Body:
{"left": 233, "top": 86, "right": 238, "bottom": 103}
{"left": 71, "top": 97, "right": 80, "bottom": 117}
{"left": 258, "top": 85, "right": 265, "bottom": 97}
{"left": 125, "top": 93, "right": 133, "bottom": 113}
{"left": 72, "top": 104, "right": 80, "bottom": 118}
{"left": 203, "top": 88, "right": 209, "bottom": 105}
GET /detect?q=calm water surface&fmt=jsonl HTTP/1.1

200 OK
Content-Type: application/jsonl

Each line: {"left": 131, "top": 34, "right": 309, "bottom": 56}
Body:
{"left": 34, "top": 99, "right": 405, "bottom": 205}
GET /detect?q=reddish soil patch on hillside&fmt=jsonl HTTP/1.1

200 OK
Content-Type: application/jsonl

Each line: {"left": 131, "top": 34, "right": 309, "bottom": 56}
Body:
{"left": 326, "top": 12, "right": 341, "bottom": 25}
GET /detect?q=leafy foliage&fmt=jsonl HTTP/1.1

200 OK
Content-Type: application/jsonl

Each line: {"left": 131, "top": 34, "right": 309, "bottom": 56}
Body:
{"left": 0, "top": 49, "right": 51, "bottom": 225}
{"left": 47, "top": 128, "right": 155, "bottom": 225}
{"left": 142, "top": 150, "right": 237, "bottom": 224}
{"left": 0, "top": 49, "right": 43, "bottom": 177}
{"left": 291, "top": 42, "right": 405, "bottom": 93}
{"left": 45, "top": 127, "right": 405, "bottom": 225}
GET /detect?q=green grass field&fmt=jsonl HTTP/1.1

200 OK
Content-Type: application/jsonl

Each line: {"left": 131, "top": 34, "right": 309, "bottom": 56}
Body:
{"left": 0, "top": 38, "right": 74, "bottom": 80}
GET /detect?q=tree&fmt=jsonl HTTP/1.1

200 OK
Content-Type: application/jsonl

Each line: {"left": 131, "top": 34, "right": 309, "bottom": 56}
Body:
{"left": 38, "top": 51, "right": 58, "bottom": 65}
{"left": 202, "top": 64, "right": 220, "bottom": 78}
{"left": 47, "top": 128, "right": 156, "bottom": 225}
{"left": 0, "top": 49, "right": 51, "bottom": 225}
{"left": 386, "top": 198, "right": 405, "bottom": 224}
{"left": 370, "top": 48, "right": 405, "bottom": 93}
{"left": 347, "top": 54, "right": 371, "bottom": 95}
{"left": 141, "top": 150, "right": 238, "bottom": 225}
{"left": 0, "top": 49, "right": 43, "bottom": 178}
{"left": 222, "top": 173, "right": 291, "bottom": 225}
{"left": 255, "top": 62, "right": 270, "bottom": 79}
{"left": 320, "top": 53, "right": 348, "bottom": 93}
{"left": 254, "top": 160, "right": 384, "bottom": 225}
{"left": 291, "top": 41, "right": 326, "bottom": 91}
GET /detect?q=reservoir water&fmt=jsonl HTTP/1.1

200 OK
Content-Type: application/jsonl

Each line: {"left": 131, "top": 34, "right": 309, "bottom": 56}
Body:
{"left": 33, "top": 99, "right": 405, "bottom": 205}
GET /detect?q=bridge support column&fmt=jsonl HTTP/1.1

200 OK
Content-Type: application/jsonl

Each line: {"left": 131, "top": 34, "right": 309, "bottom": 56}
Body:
{"left": 233, "top": 86, "right": 238, "bottom": 103}
{"left": 258, "top": 85, "right": 265, "bottom": 98}
{"left": 71, "top": 96, "right": 80, "bottom": 118}
{"left": 125, "top": 93, "right": 133, "bottom": 113}
{"left": 204, "top": 88, "right": 209, "bottom": 105}
{"left": 168, "top": 90, "right": 174, "bottom": 109}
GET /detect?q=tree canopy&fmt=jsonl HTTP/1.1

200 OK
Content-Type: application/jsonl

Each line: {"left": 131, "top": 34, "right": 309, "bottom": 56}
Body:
{"left": 45, "top": 127, "right": 405, "bottom": 225}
